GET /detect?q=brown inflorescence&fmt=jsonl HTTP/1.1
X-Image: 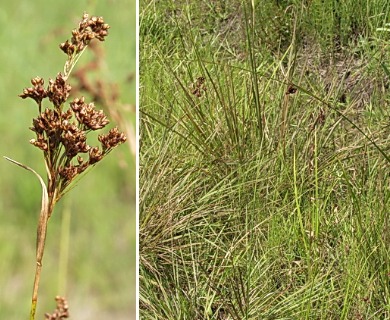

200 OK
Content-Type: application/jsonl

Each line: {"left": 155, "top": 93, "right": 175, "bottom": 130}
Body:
{"left": 88, "top": 146, "right": 104, "bottom": 164}
{"left": 99, "top": 127, "right": 127, "bottom": 152}
{"left": 70, "top": 97, "right": 110, "bottom": 130}
{"left": 59, "top": 163, "right": 88, "bottom": 181}
{"left": 44, "top": 296, "right": 69, "bottom": 320}
{"left": 19, "top": 77, "right": 47, "bottom": 107}
{"left": 60, "top": 13, "right": 110, "bottom": 56}
{"left": 61, "top": 123, "right": 90, "bottom": 158}
{"left": 19, "top": 12, "right": 126, "bottom": 198}
{"left": 47, "top": 73, "right": 72, "bottom": 108}
{"left": 16, "top": 13, "right": 126, "bottom": 320}
{"left": 30, "top": 109, "right": 73, "bottom": 151}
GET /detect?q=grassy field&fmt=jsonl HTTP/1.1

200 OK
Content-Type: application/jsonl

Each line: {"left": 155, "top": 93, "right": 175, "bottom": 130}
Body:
{"left": 0, "top": 1, "right": 136, "bottom": 319}
{"left": 140, "top": 0, "right": 389, "bottom": 319}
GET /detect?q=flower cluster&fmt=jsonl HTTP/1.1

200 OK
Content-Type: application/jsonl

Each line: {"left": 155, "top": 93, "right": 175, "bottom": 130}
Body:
{"left": 44, "top": 296, "right": 69, "bottom": 320}
{"left": 48, "top": 73, "right": 72, "bottom": 108}
{"left": 19, "top": 13, "right": 126, "bottom": 200}
{"left": 60, "top": 13, "right": 110, "bottom": 56}
{"left": 19, "top": 77, "right": 47, "bottom": 106}
{"left": 70, "top": 97, "right": 109, "bottom": 130}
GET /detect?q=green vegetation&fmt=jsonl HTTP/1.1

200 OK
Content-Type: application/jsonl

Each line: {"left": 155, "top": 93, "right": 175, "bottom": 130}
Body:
{"left": 140, "top": 0, "right": 389, "bottom": 319}
{"left": 0, "top": 2, "right": 135, "bottom": 319}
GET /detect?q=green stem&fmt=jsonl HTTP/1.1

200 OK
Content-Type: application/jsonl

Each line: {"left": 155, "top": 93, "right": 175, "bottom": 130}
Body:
{"left": 3, "top": 157, "right": 50, "bottom": 320}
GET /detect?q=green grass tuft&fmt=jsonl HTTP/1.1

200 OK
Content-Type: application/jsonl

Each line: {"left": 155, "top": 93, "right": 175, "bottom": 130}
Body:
{"left": 140, "top": 0, "right": 389, "bottom": 319}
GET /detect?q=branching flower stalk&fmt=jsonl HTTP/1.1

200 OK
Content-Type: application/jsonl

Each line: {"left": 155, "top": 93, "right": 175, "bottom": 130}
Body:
{"left": 5, "top": 13, "right": 126, "bottom": 320}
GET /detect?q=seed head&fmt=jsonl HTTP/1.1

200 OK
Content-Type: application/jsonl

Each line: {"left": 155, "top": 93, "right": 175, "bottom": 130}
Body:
{"left": 61, "top": 123, "right": 90, "bottom": 159}
{"left": 47, "top": 73, "right": 71, "bottom": 108}
{"left": 70, "top": 97, "right": 110, "bottom": 130}
{"left": 88, "top": 146, "right": 104, "bottom": 164}
{"left": 60, "top": 13, "right": 110, "bottom": 56}
{"left": 44, "top": 296, "right": 69, "bottom": 319}
{"left": 19, "top": 76, "right": 47, "bottom": 105}
{"left": 98, "top": 127, "right": 127, "bottom": 152}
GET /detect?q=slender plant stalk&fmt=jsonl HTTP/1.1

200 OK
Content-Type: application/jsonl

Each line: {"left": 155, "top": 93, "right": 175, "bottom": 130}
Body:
{"left": 3, "top": 157, "right": 50, "bottom": 320}
{"left": 58, "top": 201, "right": 71, "bottom": 295}
{"left": 5, "top": 13, "right": 126, "bottom": 320}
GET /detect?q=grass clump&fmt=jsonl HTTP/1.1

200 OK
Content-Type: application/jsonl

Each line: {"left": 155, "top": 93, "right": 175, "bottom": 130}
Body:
{"left": 140, "top": 0, "right": 389, "bottom": 319}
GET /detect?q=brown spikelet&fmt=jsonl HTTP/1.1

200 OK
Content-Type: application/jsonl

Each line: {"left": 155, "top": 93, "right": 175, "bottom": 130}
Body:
{"left": 44, "top": 296, "right": 69, "bottom": 320}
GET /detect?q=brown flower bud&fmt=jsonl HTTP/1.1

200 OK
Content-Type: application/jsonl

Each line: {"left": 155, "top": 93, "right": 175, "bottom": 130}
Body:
{"left": 47, "top": 73, "right": 71, "bottom": 108}
{"left": 44, "top": 296, "right": 69, "bottom": 320}
{"left": 70, "top": 98, "right": 109, "bottom": 130}
{"left": 88, "top": 146, "right": 103, "bottom": 164}
{"left": 61, "top": 123, "right": 90, "bottom": 158}
{"left": 19, "top": 76, "right": 47, "bottom": 105}
{"left": 98, "top": 127, "right": 127, "bottom": 152}
{"left": 60, "top": 40, "right": 76, "bottom": 56}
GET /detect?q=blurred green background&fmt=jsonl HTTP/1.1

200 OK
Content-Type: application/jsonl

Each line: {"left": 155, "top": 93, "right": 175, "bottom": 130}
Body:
{"left": 0, "top": 1, "right": 136, "bottom": 319}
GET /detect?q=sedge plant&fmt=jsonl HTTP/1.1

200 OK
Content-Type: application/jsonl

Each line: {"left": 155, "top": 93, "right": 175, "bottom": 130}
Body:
{"left": 140, "top": 1, "right": 389, "bottom": 318}
{"left": 4, "top": 13, "right": 126, "bottom": 320}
